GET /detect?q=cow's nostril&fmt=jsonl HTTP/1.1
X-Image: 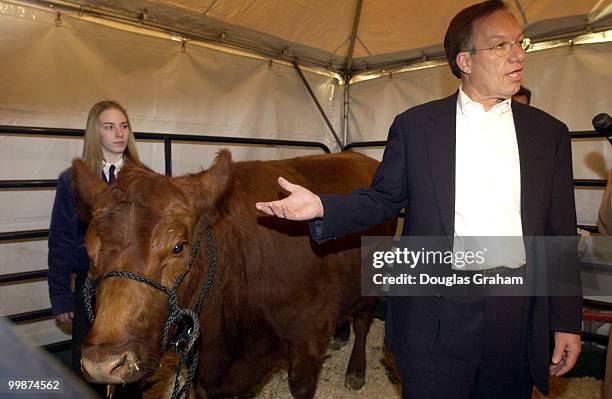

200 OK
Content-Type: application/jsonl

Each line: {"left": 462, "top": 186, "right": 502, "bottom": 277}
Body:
{"left": 81, "top": 350, "right": 134, "bottom": 384}
{"left": 109, "top": 353, "right": 127, "bottom": 375}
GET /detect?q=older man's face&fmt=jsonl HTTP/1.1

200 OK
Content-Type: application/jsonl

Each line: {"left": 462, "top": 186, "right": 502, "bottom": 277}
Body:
{"left": 462, "top": 10, "right": 525, "bottom": 107}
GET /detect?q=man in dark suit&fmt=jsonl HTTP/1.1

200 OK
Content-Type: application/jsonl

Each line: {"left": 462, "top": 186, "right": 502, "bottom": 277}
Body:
{"left": 256, "top": 1, "right": 581, "bottom": 397}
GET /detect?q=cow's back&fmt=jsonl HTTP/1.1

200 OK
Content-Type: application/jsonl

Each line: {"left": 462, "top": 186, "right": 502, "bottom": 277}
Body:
{"left": 231, "top": 151, "right": 378, "bottom": 201}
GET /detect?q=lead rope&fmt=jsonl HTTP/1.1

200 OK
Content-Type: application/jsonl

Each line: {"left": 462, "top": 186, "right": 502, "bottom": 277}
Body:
{"left": 171, "top": 227, "right": 216, "bottom": 399}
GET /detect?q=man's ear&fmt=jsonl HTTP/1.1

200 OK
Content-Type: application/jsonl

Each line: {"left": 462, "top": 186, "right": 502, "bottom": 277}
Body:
{"left": 456, "top": 51, "right": 472, "bottom": 75}
{"left": 72, "top": 159, "right": 107, "bottom": 222}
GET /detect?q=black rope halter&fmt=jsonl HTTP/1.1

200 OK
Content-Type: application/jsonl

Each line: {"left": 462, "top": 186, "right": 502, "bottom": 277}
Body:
{"left": 83, "top": 227, "right": 217, "bottom": 399}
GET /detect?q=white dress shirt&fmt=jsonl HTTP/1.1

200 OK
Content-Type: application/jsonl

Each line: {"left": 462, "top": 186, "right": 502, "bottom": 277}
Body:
{"left": 102, "top": 159, "right": 124, "bottom": 183}
{"left": 453, "top": 87, "right": 525, "bottom": 269}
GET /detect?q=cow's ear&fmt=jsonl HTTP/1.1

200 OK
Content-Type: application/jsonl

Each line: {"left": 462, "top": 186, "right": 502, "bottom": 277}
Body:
{"left": 175, "top": 150, "right": 233, "bottom": 225}
{"left": 199, "top": 150, "right": 232, "bottom": 208}
{"left": 72, "top": 159, "right": 107, "bottom": 222}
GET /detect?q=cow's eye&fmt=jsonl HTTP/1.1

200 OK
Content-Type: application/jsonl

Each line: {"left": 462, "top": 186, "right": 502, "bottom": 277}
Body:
{"left": 172, "top": 242, "right": 185, "bottom": 255}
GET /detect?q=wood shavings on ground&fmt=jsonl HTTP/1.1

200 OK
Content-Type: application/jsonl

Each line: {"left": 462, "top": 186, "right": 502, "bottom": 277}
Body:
{"left": 144, "top": 319, "right": 603, "bottom": 399}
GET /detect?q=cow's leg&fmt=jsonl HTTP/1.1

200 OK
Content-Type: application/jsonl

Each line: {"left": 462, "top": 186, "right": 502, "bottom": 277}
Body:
{"left": 220, "top": 354, "right": 276, "bottom": 397}
{"left": 331, "top": 319, "right": 350, "bottom": 350}
{"left": 194, "top": 382, "right": 207, "bottom": 399}
{"left": 287, "top": 337, "right": 328, "bottom": 399}
{"left": 195, "top": 347, "right": 231, "bottom": 399}
{"left": 344, "top": 298, "right": 376, "bottom": 390}
{"left": 200, "top": 354, "right": 274, "bottom": 399}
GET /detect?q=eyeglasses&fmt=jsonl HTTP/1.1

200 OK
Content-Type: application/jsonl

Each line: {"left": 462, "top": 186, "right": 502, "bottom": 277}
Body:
{"left": 468, "top": 37, "right": 532, "bottom": 57}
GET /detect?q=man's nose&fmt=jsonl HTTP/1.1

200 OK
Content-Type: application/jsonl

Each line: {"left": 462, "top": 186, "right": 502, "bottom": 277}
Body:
{"left": 509, "top": 43, "right": 526, "bottom": 62}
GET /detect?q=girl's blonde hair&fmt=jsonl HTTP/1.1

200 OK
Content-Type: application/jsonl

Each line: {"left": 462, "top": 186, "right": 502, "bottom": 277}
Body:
{"left": 81, "top": 100, "right": 142, "bottom": 178}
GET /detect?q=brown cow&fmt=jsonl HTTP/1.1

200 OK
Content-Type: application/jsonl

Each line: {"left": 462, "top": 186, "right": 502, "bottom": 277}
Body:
{"left": 73, "top": 150, "right": 395, "bottom": 399}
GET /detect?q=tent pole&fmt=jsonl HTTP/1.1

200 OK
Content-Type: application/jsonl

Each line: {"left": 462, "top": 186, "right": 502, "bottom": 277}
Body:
{"left": 343, "top": 0, "right": 363, "bottom": 148}
{"left": 513, "top": 0, "right": 528, "bottom": 25}
{"left": 343, "top": 82, "right": 349, "bottom": 148}
{"left": 293, "top": 60, "right": 343, "bottom": 149}
{"left": 345, "top": 0, "right": 363, "bottom": 73}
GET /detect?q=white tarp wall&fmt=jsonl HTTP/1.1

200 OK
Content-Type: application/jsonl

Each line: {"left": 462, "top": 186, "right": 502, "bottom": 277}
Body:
{"left": 0, "top": 3, "right": 341, "bottom": 345}
{"left": 349, "top": 41, "right": 612, "bottom": 228}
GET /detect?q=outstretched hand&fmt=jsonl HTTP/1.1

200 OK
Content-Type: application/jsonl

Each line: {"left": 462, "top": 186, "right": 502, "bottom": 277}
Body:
{"left": 255, "top": 177, "right": 324, "bottom": 221}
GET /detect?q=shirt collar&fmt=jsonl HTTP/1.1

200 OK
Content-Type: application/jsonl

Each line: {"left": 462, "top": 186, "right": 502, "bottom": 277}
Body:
{"left": 102, "top": 158, "right": 124, "bottom": 175}
{"left": 458, "top": 86, "right": 511, "bottom": 116}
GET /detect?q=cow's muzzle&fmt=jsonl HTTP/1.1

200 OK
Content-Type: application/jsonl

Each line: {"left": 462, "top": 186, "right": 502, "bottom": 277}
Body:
{"left": 81, "top": 347, "right": 141, "bottom": 384}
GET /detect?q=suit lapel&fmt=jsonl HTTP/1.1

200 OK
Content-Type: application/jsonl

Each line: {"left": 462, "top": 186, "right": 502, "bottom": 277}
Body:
{"left": 424, "top": 93, "right": 457, "bottom": 237}
{"left": 513, "top": 102, "right": 545, "bottom": 236}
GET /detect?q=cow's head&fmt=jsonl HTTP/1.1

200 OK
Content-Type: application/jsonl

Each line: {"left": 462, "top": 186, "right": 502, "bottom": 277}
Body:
{"left": 75, "top": 151, "right": 232, "bottom": 384}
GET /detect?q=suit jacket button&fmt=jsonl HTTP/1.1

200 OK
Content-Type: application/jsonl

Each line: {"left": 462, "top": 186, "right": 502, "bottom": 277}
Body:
{"left": 435, "top": 293, "right": 442, "bottom": 298}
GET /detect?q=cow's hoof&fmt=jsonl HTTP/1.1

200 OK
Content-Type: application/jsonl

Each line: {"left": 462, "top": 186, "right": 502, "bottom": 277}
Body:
{"left": 330, "top": 337, "right": 349, "bottom": 350}
{"left": 344, "top": 373, "right": 365, "bottom": 390}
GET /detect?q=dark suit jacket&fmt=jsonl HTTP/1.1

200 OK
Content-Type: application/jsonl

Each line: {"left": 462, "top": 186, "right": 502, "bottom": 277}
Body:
{"left": 311, "top": 92, "right": 582, "bottom": 393}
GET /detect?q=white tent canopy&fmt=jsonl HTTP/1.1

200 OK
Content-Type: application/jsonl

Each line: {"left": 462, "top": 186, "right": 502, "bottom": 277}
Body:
{"left": 37, "top": 0, "right": 612, "bottom": 72}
